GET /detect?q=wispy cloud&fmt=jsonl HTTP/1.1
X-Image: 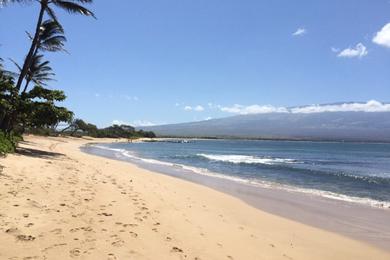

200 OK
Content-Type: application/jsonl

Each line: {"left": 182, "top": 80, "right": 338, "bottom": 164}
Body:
{"left": 331, "top": 47, "right": 340, "bottom": 53}
{"left": 373, "top": 22, "right": 390, "bottom": 48}
{"left": 220, "top": 100, "right": 390, "bottom": 115}
{"left": 112, "top": 120, "right": 156, "bottom": 127}
{"left": 292, "top": 27, "right": 307, "bottom": 36}
{"left": 291, "top": 100, "right": 390, "bottom": 113}
{"left": 337, "top": 43, "right": 368, "bottom": 58}
{"left": 220, "top": 104, "right": 288, "bottom": 114}
{"left": 122, "top": 95, "right": 139, "bottom": 101}
{"left": 184, "top": 105, "right": 205, "bottom": 112}
{"left": 132, "top": 120, "right": 156, "bottom": 127}
{"left": 194, "top": 105, "right": 204, "bottom": 111}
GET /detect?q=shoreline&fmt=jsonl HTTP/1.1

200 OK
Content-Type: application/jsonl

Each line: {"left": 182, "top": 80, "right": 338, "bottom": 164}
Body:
{"left": 84, "top": 141, "right": 390, "bottom": 210}
{"left": 0, "top": 135, "right": 389, "bottom": 259}
{"left": 83, "top": 142, "right": 390, "bottom": 251}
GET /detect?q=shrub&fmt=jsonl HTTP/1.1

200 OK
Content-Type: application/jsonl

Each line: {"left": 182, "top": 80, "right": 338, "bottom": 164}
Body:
{"left": 0, "top": 131, "right": 21, "bottom": 155}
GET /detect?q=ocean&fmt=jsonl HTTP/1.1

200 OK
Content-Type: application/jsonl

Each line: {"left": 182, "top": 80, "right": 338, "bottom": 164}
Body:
{"left": 84, "top": 139, "right": 390, "bottom": 209}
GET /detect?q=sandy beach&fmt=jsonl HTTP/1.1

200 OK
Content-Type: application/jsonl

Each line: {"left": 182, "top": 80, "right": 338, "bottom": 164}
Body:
{"left": 0, "top": 135, "right": 389, "bottom": 260}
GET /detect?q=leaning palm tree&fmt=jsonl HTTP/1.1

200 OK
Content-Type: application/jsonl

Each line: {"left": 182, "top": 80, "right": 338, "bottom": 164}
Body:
{"left": 0, "top": 0, "right": 95, "bottom": 92}
{"left": 10, "top": 19, "right": 66, "bottom": 95}
{"left": 11, "top": 54, "right": 55, "bottom": 94}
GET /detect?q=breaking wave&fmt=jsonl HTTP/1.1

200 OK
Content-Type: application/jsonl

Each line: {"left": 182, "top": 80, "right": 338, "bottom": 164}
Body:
{"left": 197, "top": 153, "right": 298, "bottom": 165}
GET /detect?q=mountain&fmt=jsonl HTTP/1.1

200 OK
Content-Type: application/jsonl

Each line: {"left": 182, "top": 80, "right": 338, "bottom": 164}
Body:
{"left": 139, "top": 112, "right": 390, "bottom": 142}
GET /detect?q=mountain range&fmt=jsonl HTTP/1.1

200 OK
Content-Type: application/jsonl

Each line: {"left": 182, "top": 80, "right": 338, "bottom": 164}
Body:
{"left": 139, "top": 111, "right": 390, "bottom": 142}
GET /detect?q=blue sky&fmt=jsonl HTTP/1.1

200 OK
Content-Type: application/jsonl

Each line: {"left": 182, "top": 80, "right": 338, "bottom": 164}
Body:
{"left": 1, "top": 0, "right": 390, "bottom": 127}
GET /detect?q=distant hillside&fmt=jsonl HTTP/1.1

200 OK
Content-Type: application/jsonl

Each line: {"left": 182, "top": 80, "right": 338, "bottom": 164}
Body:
{"left": 139, "top": 112, "right": 390, "bottom": 142}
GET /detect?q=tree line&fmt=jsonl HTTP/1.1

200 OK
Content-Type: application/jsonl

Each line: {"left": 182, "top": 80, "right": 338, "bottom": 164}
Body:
{"left": 61, "top": 119, "right": 156, "bottom": 139}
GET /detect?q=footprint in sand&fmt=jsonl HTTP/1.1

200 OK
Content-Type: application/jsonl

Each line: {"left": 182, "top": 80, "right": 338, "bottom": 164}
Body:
{"left": 107, "top": 253, "right": 117, "bottom": 260}
{"left": 111, "top": 239, "right": 125, "bottom": 247}
{"left": 69, "top": 248, "right": 81, "bottom": 257}
{"left": 171, "top": 246, "right": 183, "bottom": 253}
{"left": 16, "top": 234, "right": 36, "bottom": 241}
{"left": 129, "top": 231, "right": 138, "bottom": 238}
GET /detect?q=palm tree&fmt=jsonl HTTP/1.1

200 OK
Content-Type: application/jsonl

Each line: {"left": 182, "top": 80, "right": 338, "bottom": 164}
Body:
{"left": 0, "top": 0, "right": 95, "bottom": 92}
{"left": 12, "top": 54, "right": 55, "bottom": 93}
{"left": 10, "top": 19, "right": 66, "bottom": 95}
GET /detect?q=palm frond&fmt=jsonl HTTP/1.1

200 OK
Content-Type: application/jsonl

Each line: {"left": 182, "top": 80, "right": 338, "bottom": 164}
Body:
{"left": 25, "top": 30, "right": 33, "bottom": 40}
{"left": 38, "top": 20, "right": 67, "bottom": 52}
{"left": 9, "top": 58, "right": 22, "bottom": 72}
{"left": 25, "top": 54, "right": 55, "bottom": 86}
{"left": 45, "top": 6, "right": 61, "bottom": 26}
{"left": 53, "top": 0, "right": 96, "bottom": 18}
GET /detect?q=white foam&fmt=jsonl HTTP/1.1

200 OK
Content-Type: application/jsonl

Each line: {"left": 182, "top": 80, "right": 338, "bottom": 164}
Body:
{"left": 89, "top": 145, "right": 390, "bottom": 209}
{"left": 197, "top": 153, "right": 297, "bottom": 165}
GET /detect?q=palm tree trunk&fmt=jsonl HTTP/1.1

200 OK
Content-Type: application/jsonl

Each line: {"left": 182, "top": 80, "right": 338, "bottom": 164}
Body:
{"left": 21, "top": 79, "right": 31, "bottom": 96}
{"left": 15, "top": 1, "right": 47, "bottom": 93}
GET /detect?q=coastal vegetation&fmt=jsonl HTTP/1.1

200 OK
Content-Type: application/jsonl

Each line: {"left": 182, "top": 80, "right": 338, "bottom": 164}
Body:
{"left": 0, "top": 0, "right": 154, "bottom": 154}
{"left": 61, "top": 119, "right": 156, "bottom": 139}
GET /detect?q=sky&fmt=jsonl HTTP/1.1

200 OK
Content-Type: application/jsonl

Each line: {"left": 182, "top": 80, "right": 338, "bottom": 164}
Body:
{"left": 1, "top": 0, "right": 390, "bottom": 127}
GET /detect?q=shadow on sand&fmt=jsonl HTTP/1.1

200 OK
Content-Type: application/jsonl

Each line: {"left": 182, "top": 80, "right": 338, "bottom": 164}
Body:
{"left": 16, "top": 147, "right": 64, "bottom": 159}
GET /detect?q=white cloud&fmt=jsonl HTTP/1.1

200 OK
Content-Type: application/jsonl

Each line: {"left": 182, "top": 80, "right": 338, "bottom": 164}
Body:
{"left": 184, "top": 105, "right": 204, "bottom": 112}
{"left": 291, "top": 100, "right": 390, "bottom": 113}
{"left": 373, "top": 22, "right": 390, "bottom": 48}
{"left": 331, "top": 47, "right": 340, "bottom": 53}
{"left": 337, "top": 43, "right": 368, "bottom": 58}
{"left": 292, "top": 28, "right": 307, "bottom": 36}
{"left": 204, "top": 117, "right": 213, "bottom": 121}
{"left": 112, "top": 120, "right": 156, "bottom": 127}
{"left": 112, "top": 120, "right": 130, "bottom": 125}
{"left": 220, "top": 104, "right": 289, "bottom": 114}
{"left": 132, "top": 120, "right": 156, "bottom": 127}
{"left": 220, "top": 100, "right": 390, "bottom": 115}
{"left": 194, "top": 105, "right": 204, "bottom": 111}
